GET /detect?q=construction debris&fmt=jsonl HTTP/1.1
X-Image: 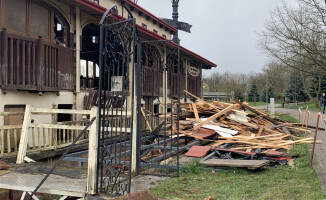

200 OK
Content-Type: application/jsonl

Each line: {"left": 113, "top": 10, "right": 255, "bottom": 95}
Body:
{"left": 178, "top": 90, "right": 321, "bottom": 168}
{"left": 0, "top": 161, "right": 10, "bottom": 170}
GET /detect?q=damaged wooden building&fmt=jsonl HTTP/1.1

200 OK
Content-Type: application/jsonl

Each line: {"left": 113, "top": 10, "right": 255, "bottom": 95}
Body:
{"left": 0, "top": 0, "right": 216, "bottom": 198}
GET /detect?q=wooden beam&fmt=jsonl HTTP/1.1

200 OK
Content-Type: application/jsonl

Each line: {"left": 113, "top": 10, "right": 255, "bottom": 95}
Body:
{"left": 87, "top": 107, "right": 98, "bottom": 195}
{"left": 193, "top": 105, "right": 236, "bottom": 130}
{"left": 16, "top": 105, "right": 32, "bottom": 164}
{"left": 141, "top": 107, "right": 152, "bottom": 132}
{"left": 191, "top": 102, "right": 200, "bottom": 122}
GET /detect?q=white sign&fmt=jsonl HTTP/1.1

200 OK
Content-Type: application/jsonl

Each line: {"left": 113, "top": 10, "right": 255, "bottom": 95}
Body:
{"left": 111, "top": 76, "right": 124, "bottom": 92}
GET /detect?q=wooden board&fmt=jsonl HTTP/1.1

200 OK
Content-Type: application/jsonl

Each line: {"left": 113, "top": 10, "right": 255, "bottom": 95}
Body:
{"left": 0, "top": 170, "right": 10, "bottom": 176}
{"left": 200, "top": 159, "right": 269, "bottom": 169}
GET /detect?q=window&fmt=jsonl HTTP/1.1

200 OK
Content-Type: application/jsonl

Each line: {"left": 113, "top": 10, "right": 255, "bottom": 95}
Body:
{"left": 142, "top": 23, "right": 147, "bottom": 29}
{"left": 153, "top": 29, "right": 158, "bottom": 34}
{"left": 54, "top": 14, "right": 66, "bottom": 45}
{"left": 162, "top": 34, "right": 166, "bottom": 39}
{"left": 154, "top": 104, "right": 159, "bottom": 114}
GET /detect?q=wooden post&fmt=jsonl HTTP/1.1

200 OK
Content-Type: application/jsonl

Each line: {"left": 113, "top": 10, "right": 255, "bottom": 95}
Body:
{"left": 87, "top": 106, "right": 99, "bottom": 195}
{"left": 1, "top": 28, "right": 8, "bottom": 94}
{"left": 305, "top": 109, "right": 310, "bottom": 138}
{"left": 37, "top": 37, "right": 44, "bottom": 94}
{"left": 16, "top": 105, "right": 32, "bottom": 164}
{"left": 310, "top": 110, "right": 321, "bottom": 166}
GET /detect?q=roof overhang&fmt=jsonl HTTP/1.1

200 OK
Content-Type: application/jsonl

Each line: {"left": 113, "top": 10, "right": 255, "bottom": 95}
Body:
{"left": 74, "top": 0, "right": 217, "bottom": 68}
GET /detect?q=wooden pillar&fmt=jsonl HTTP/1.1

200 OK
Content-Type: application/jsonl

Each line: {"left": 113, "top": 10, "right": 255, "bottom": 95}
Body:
{"left": 37, "top": 37, "right": 44, "bottom": 94}
{"left": 76, "top": 8, "right": 81, "bottom": 93}
{"left": 16, "top": 105, "right": 32, "bottom": 164}
{"left": 162, "top": 45, "right": 167, "bottom": 113}
{"left": 1, "top": 28, "right": 8, "bottom": 94}
{"left": 87, "top": 106, "right": 99, "bottom": 194}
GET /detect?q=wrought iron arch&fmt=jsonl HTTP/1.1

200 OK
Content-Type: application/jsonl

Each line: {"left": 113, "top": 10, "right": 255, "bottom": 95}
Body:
{"left": 97, "top": 4, "right": 138, "bottom": 197}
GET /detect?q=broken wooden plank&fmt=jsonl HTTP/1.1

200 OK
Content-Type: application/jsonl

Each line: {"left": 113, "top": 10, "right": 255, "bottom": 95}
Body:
{"left": 200, "top": 159, "right": 269, "bottom": 169}
{"left": 194, "top": 105, "right": 237, "bottom": 130}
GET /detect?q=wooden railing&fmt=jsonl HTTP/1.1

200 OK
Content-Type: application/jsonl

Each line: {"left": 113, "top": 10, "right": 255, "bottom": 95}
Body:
{"left": 0, "top": 29, "right": 74, "bottom": 94}
{"left": 16, "top": 106, "right": 98, "bottom": 164}
{"left": 0, "top": 125, "right": 22, "bottom": 156}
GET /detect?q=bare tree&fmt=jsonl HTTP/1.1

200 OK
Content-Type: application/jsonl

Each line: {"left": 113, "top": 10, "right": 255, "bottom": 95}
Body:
{"left": 259, "top": 0, "right": 326, "bottom": 103}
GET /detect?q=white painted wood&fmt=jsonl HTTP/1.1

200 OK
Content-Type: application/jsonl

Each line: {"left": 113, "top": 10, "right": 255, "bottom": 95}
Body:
{"left": 20, "top": 191, "right": 26, "bottom": 200}
{"left": 29, "top": 124, "right": 88, "bottom": 131}
{"left": 87, "top": 107, "right": 99, "bottom": 195}
{"left": 17, "top": 105, "right": 32, "bottom": 164}
{"left": 0, "top": 125, "right": 22, "bottom": 130}
{"left": 31, "top": 108, "right": 91, "bottom": 115}
{"left": 24, "top": 156, "right": 36, "bottom": 163}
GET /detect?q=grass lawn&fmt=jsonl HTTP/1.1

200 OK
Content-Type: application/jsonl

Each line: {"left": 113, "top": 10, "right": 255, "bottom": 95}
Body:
{"left": 274, "top": 113, "right": 298, "bottom": 123}
{"left": 248, "top": 101, "right": 267, "bottom": 107}
{"left": 150, "top": 114, "right": 324, "bottom": 200}
{"left": 279, "top": 102, "right": 321, "bottom": 112}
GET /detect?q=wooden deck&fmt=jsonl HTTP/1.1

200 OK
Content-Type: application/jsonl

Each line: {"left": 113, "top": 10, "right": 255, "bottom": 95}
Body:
{"left": 0, "top": 171, "right": 87, "bottom": 197}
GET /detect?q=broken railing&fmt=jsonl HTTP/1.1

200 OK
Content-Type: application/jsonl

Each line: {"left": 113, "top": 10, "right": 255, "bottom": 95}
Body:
{"left": 16, "top": 105, "right": 98, "bottom": 163}
{"left": 0, "top": 112, "right": 24, "bottom": 157}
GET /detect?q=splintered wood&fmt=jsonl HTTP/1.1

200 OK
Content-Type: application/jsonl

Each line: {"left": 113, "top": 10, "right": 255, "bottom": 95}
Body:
{"left": 177, "top": 90, "right": 320, "bottom": 152}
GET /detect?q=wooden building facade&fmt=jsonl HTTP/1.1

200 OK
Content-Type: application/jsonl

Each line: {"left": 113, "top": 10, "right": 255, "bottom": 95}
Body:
{"left": 0, "top": 0, "right": 216, "bottom": 127}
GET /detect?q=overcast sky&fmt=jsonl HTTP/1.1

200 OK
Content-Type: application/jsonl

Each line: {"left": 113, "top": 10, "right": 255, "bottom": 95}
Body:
{"left": 137, "top": 0, "right": 298, "bottom": 77}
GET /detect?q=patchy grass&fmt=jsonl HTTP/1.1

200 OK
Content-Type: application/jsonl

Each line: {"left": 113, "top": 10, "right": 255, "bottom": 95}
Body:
{"left": 150, "top": 144, "right": 323, "bottom": 200}
{"left": 150, "top": 114, "right": 323, "bottom": 200}
{"left": 275, "top": 113, "right": 298, "bottom": 123}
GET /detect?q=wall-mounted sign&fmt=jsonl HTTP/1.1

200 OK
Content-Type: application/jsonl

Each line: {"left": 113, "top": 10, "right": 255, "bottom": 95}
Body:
{"left": 188, "top": 63, "right": 201, "bottom": 77}
{"left": 111, "top": 76, "right": 124, "bottom": 91}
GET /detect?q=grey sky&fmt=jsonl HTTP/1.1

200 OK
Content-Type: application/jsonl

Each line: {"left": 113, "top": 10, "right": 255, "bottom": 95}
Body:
{"left": 137, "top": 0, "right": 298, "bottom": 77}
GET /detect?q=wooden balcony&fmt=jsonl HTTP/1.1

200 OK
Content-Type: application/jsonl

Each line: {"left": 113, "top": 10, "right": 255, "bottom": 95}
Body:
{"left": 0, "top": 29, "right": 75, "bottom": 94}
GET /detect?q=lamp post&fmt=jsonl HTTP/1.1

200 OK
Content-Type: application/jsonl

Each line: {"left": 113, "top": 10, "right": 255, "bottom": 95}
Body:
{"left": 264, "top": 66, "right": 269, "bottom": 112}
{"left": 171, "top": 0, "right": 180, "bottom": 44}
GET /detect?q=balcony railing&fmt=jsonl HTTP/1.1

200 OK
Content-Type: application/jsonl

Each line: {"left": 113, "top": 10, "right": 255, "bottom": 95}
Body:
{"left": 0, "top": 29, "right": 74, "bottom": 94}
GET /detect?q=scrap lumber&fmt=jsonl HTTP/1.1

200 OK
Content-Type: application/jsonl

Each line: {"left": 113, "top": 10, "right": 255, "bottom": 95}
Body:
{"left": 200, "top": 159, "right": 269, "bottom": 169}
{"left": 193, "top": 104, "right": 237, "bottom": 130}
{"left": 141, "top": 107, "right": 152, "bottom": 132}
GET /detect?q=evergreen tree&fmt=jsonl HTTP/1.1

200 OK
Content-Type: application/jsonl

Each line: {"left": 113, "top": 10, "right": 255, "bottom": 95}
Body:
{"left": 248, "top": 81, "right": 260, "bottom": 102}
{"left": 309, "top": 75, "right": 326, "bottom": 98}
{"left": 285, "top": 71, "right": 309, "bottom": 102}
{"left": 262, "top": 86, "right": 275, "bottom": 103}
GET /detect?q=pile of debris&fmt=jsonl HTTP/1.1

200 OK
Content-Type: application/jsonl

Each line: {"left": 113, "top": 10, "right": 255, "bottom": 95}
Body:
{"left": 175, "top": 91, "right": 322, "bottom": 169}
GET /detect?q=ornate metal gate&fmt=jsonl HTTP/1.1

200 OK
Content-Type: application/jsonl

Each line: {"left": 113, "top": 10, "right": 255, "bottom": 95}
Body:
{"left": 97, "top": 5, "right": 137, "bottom": 196}
{"left": 136, "top": 40, "right": 181, "bottom": 176}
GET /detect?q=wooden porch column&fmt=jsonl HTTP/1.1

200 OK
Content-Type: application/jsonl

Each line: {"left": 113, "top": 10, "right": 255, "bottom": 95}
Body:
{"left": 75, "top": 8, "right": 81, "bottom": 93}
{"left": 37, "top": 37, "right": 44, "bottom": 94}
{"left": 87, "top": 106, "right": 99, "bottom": 195}
{"left": 1, "top": 28, "right": 8, "bottom": 94}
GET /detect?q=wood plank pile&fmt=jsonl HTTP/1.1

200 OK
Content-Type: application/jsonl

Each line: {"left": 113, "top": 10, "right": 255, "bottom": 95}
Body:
{"left": 177, "top": 90, "right": 321, "bottom": 154}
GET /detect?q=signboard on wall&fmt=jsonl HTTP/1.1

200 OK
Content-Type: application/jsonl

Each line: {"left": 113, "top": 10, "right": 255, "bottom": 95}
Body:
{"left": 188, "top": 63, "right": 201, "bottom": 77}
